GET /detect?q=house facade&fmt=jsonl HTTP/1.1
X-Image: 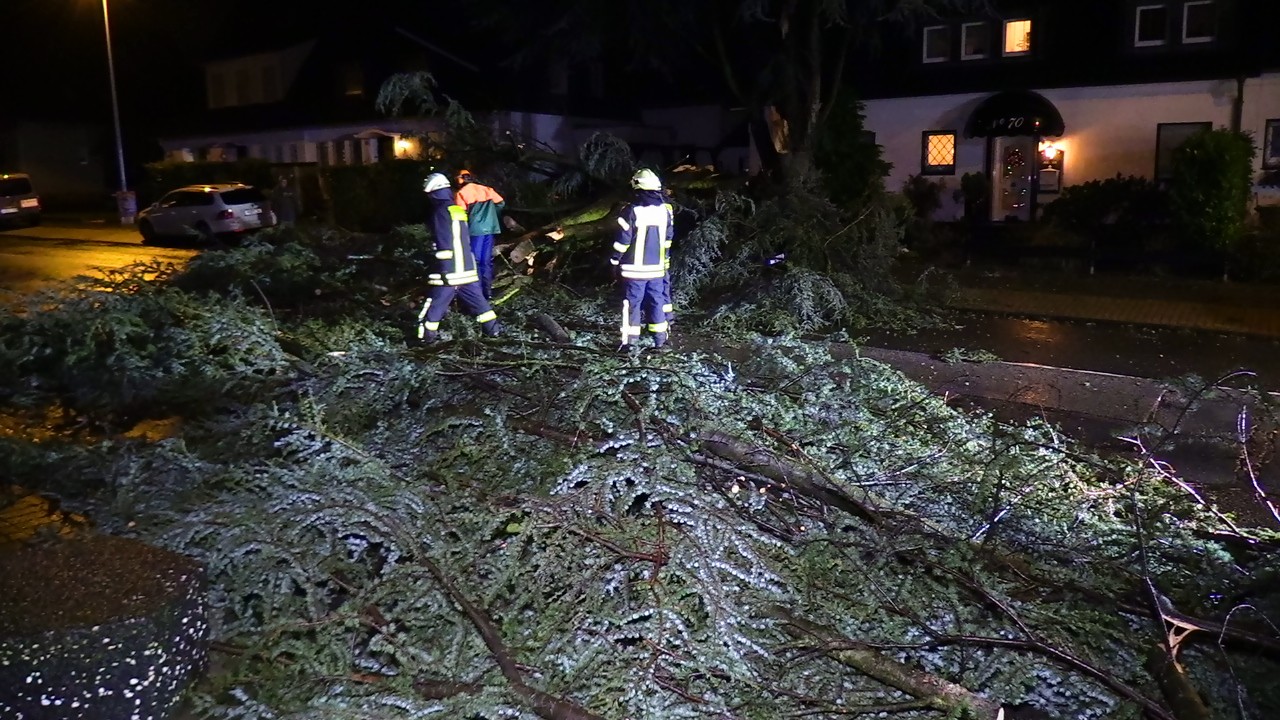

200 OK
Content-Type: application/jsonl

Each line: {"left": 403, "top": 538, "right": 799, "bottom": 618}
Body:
{"left": 156, "top": 25, "right": 752, "bottom": 177}
{"left": 856, "top": 0, "right": 1280, "bottom": 221}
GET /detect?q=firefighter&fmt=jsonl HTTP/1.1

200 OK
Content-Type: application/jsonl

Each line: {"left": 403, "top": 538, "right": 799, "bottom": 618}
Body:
{"left": 415, "top": 173, "right": 500, "bottom": 343}
{"left": 611, "top": 168, "right": 673, "bottom": 350}
{"left": 454, "top": 169, "right": 506, "bottom": 300}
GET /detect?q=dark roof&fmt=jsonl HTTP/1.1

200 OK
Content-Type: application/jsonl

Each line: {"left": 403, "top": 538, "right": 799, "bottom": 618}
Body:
{"left": 852, "top": 0, "right": 1280, "bottom": 100}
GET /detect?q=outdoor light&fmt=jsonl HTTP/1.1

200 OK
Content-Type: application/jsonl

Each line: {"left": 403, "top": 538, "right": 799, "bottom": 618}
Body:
{"left": 1038, "top": 141, "right": 1060, "bottom": 160}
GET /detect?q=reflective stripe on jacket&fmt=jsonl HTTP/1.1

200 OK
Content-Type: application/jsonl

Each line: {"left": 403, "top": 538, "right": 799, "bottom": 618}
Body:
{"left": 427, "top": 191, "right": 479, "bottom": 286}
{"left": 611, "top": 191, "right": 673, "bottom": 280}
{"left": 455, "top": 182, "right": 505, "bottom": 236}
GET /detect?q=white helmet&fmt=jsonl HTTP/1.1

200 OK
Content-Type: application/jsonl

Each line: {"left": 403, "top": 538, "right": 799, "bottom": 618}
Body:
{"left": 423, "top": 173, "right": 451, "bottom": 193}
{"left": 631, "top": 168, "right": 662, "bottom": 191}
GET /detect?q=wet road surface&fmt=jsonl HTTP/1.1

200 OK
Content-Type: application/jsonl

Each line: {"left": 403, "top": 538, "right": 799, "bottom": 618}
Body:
{"left": 863, "top": 312, "right": 1280, "bottom": 391}
{"left": 0, "top": 230, "right": 196, "bottom": 296}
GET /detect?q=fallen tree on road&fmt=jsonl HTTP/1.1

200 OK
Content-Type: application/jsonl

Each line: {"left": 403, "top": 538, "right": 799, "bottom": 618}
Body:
{"left": 4, "top": 264, "right": 1279, "bottom": 718}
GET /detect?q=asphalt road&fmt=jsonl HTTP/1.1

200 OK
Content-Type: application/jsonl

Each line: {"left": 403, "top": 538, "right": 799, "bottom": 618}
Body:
{"left": 0, "top": 224, "right": 196, "bottom": 297}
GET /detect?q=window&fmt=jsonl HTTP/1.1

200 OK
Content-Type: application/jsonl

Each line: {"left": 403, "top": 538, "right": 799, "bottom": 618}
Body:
{"left": 208, "top": 71, "right": 226, "bottom": 108}
{"left": 961, "top": 22, "right": 990, "bottom": 60}
{"left": 1135, "top": 4, "right": 1169, "bottom": 46}
{"left": 261, "top": 65, "right": 280, "bottom": 103}
{"left": 921, "top": 131, "right": 957, "bottom": 175}
{"left": 1264, "top": 120, "right": 1280, "bottom": 170}
{"left": 1155, "top": 121, "right": 1211, "bottom": 179}
{"left": 342, "top": 65, "right": 364, "bottom": 96}
{"left": 1183, "top": 0, "right": 1216, "bottom": 43}
{"left": 1002, "top": 19, "right": 1032, "bottom": 55}
{"left": 234, "top": 68, "right": 253, "bottom": 105}
{"left": 548, "top": 60, "right": 569, "bottom": 94}
{"left": 922, "top": 25, "right": 951, "bottom": 63}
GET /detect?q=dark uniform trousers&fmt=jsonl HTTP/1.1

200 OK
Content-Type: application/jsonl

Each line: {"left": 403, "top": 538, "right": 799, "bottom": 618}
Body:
{"left": 620, "top": 278, "right": 669, "bottom": 348}
{"left": 417, "top": 282, "right": 499, "bottom": 342}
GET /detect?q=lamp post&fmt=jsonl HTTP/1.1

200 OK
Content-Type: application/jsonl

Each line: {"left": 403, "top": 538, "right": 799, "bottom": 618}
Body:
{"left": 100, "top": 0, "right": 135, "bottom": 224}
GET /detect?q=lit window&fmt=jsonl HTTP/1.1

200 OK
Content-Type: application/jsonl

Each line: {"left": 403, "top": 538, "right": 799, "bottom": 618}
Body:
{"left": 922, "top": 26, "right": 951, "bottom": 63}
{"left": 207, "top": 71, "right": 226, "bottom": 109}
{"left": 921, "top": 131, "right": 957, "bottom": 175}
{"left": 342, "top": 65, "right": 364, "bottom": 96}
{"left": 961, "top": 22, "right": 990, "bottom": 60}
{"left": 1135, "top": 4, "right": 1169, "bottom": 46}
{"left": 1183, "top": 1, "right": 1216, "bottom": 43}
{"left": 1003, "top": 19, "right": 1032, "bottom": 55}
{"left": 1264, "top": 119, "right": 1280, "bottom": 170}
{"left": 1155, "top": 121, "right": 1210, "bottom": 180}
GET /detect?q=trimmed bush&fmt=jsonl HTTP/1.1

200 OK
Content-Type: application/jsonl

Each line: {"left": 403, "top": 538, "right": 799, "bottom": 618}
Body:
{"left": 142, "top": 160, "right": 274, "bottom": 206}
{"left": 0, "top": 535, "right": 207, "bottom": 719}
{"left": 322, "top": 159, "right": 432, "bottom": 232}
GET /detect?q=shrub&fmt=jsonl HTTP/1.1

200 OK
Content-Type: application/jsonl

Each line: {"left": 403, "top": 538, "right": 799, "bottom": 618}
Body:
{"left": 1167, "top": 128, "right": 1256, "bottom": 273}
{"left": 142, "top": 159, "right": 274, "bottom": 205}
{"left": 1041, "top": 174, "right": 1168, "bottom": 238}
{"left": 322, "top": 159, "right": 433, "bottom": 232}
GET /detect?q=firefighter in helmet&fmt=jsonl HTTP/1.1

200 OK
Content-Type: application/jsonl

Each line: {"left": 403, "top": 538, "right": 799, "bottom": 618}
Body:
{"left": 415, "top": 173, "right": 500, "bottom": 343}
{"left": 610, "top": 168, "right": 673, "bottom": 350}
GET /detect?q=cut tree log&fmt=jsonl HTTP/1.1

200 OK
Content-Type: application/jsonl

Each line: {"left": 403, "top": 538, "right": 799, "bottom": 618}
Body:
{"left": 0, "top": 534, "right": 208, "bottom": 720}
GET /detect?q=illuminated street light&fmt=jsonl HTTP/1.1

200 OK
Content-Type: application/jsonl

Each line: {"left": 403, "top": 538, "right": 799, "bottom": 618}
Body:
{"left": 99, "top": 0, "right": 135, "bottom": 224}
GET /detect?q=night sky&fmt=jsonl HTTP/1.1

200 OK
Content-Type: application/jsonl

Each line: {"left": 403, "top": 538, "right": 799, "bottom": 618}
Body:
{"left": 0, "top": 0, "right": 435, "bottom": 161}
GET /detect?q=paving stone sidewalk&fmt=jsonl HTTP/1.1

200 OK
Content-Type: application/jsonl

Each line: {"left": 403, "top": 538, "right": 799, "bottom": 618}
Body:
{"left": 952, "top": 286, "right": 1280, "bottom": 339}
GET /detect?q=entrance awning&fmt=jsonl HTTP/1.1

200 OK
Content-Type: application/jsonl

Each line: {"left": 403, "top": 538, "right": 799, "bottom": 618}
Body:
{"left": 964, "top": 90, "right": 1065, "bottom": 138}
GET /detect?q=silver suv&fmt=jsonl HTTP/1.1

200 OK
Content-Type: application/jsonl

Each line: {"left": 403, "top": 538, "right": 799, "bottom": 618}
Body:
{"left": 0, "top": 173, "right": 41, "bottom": 227}
{"left": 138, "top": 184, "right": 276, "bottom": 243}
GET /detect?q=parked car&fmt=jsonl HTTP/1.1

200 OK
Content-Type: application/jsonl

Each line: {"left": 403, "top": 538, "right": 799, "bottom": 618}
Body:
{"left": 137, "top": 184, "right": 276, "bottom": 244}
{"left": 0, "top": 173, "right": 41, "bottom": 227}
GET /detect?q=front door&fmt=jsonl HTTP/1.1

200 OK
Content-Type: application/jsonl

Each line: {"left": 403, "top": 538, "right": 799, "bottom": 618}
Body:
{"left": 990, "top": 136, "right": 1036, "bottom": 222}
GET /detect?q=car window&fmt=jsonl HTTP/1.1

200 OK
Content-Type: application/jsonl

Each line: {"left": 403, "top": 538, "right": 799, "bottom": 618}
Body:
{"left": 219, "top": 188, "right": 266, "bottom": 205}
{"left": 159, "top": 191, "right": 183, "bottom": 207}
{"left": 0, "top": 177, "right": 33, "bottom": 196}
{"left": 191, "top": 191, "right": 217, "bottom": 206}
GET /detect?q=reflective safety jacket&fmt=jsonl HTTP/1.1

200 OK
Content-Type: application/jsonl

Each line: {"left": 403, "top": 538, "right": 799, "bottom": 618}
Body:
{"left": 425, "top": 188, "right": 479, "bottom": 286}
{"left": 455, "top": 181, "right": 505, "bottom": 236}
{"left": 611, "top": 190, "right": 673, "bottom": 280}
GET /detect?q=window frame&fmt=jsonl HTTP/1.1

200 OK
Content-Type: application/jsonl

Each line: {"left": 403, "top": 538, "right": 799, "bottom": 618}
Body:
{"left": 920, "top": 130, "right": 958, "bottom": 176}
{"left": 1155, "top": 121, "right": 1211, "bottom": 180}
{"left": 960, "top": 21, "right": 990, "bottom": 60}
{"left": 1264, "top": 119, "right": 1280, "bottom": 170}
{"left": 922, "top": 25, "right": 951, "bottom": 63}
{"left": 1001, "top": 18, "right": 1033, "bottom": 57}
{"left": 1181, "top": 0, "right": 1216, "bottom": 44}
{"left": 1134, "top": 3, "right": 1170, "bottom": 47}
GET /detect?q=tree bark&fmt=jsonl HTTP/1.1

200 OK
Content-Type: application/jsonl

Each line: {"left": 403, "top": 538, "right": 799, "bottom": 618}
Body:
{"left": 773, "top": 608, "right": 1005, "bottom": 719}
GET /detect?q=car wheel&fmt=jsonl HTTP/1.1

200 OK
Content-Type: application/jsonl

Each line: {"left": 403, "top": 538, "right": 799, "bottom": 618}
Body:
{"left": 194, "top": 221, "right": 214, "bottom": 244}
{"left": 139, "top": 220, "right": 156, "bottom": 244}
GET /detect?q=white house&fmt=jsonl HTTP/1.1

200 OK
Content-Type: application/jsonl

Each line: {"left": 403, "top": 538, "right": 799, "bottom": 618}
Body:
{"left": 855, "top": 0, "right": 1280, "bottom": 221}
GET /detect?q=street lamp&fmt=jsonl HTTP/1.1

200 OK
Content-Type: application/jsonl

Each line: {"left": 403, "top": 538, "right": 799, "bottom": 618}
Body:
{"left": 99, "top": 0, "right": 135, "bottom": 224}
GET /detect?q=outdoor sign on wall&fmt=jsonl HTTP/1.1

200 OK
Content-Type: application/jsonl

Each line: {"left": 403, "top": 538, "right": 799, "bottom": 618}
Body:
{"left": 986, "top": 116, "right": 1043, "bottom": 135}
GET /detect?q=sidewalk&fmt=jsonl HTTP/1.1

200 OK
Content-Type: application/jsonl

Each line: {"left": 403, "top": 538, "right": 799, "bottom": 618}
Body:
{"left": 949, "top": 270, "right": 1280, "bottom": 339}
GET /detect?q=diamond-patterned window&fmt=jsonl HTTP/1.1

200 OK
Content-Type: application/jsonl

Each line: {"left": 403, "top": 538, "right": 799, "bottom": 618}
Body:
{"left": 921, "top": 132, "right": 957, "bottom": 175}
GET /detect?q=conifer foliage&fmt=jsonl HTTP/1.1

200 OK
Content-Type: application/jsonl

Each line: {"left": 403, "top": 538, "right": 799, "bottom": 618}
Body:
{"left": 2, "top": 236, "right": 1279, "bottom": 718}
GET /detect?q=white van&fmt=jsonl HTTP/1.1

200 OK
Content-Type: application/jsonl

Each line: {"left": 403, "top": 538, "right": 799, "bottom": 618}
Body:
{"left": 0, "top": 173, "right": 41, "bottom": 227}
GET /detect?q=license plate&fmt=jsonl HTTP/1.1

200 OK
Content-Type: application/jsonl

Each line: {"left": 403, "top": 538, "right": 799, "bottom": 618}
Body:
{"left": 242, "top": 207, "right": 261, "bottom": 216}
{"left": 19, "top": 198, "right": 38, "bottom": 208}
{"left": 0, "top": 208, "right": 16, "bottom": 214}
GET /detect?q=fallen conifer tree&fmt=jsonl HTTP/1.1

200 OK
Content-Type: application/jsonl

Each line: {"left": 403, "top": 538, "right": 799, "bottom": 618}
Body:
{"left": 1, "top": 237, "right": 1278, "bottom": 718}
